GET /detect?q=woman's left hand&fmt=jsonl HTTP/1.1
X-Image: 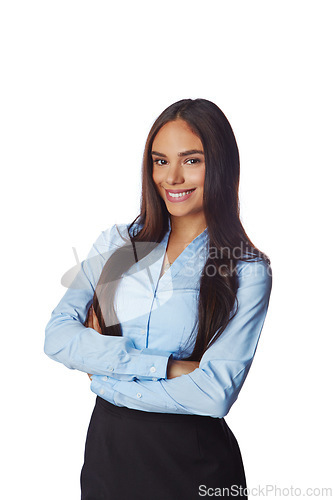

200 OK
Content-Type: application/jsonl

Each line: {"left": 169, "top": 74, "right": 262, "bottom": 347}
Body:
{"left": 84, "top": 305, "right": 102, "bottom": 380}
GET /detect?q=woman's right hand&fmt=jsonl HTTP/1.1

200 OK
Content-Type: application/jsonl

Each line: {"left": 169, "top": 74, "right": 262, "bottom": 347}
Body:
{"left": 167, "top": 359, "right": 200, "bottom": 379}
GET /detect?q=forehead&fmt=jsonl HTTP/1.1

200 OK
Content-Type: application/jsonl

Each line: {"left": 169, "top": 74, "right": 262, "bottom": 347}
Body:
{"left": 152, "top": 120, "right": 203, "bottom": 151}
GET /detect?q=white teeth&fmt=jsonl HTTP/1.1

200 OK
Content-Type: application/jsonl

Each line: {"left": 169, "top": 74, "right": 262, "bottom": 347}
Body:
{"left": 168, "top": 189, "right": 195, "bottom": 198}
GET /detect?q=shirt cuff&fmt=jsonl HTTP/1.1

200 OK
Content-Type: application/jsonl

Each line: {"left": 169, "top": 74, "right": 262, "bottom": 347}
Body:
{"left": 137, "top": 350, "right": 172, "bottom": 379}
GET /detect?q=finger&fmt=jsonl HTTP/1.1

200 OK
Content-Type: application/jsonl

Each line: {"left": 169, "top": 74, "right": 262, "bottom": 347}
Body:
{"left": 92, "top": 307, "right": 102, "bottom": 334}
{"left": 85, "top": 306, "right": 93, "bottom": 328}
{"left": 92, "top": 309, "right": 98, "bottom": 330}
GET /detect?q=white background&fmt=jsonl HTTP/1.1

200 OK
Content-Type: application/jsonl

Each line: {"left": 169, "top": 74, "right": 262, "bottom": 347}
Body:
{"left": 1, "top": 1, "right": 332, "bottom": 498}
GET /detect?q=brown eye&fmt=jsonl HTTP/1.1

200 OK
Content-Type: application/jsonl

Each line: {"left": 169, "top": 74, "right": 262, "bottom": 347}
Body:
{"left": 153, "top": 159, "right": 167, "bottom": 166}
{"left": 186, "top": 158, "right": 201, "bottom": 165}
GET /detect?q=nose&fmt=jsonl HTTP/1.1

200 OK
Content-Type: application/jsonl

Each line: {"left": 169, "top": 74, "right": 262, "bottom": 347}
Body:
{"left": 165, "top": 163, "right": 185, "bottom": 185}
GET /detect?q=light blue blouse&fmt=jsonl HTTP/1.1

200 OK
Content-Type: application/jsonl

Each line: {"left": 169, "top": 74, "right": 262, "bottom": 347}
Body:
{"left": 44, "top": 218, "right": 272, "bottom": 419}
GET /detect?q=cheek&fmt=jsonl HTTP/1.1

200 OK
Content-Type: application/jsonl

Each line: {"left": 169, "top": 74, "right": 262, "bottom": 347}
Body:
{"left": 190, "top": 168, "right": 205, "bottom": 188}
{"left": 152, "top": 168, "right": 163, "bottom": 185}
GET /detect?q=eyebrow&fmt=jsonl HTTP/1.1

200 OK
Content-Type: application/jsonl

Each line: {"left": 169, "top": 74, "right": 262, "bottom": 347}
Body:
{"left": 151, "top": 149, "right": 204, "bottom": 158}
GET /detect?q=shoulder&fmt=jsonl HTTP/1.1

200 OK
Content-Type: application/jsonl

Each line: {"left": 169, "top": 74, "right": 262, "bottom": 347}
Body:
{"left": 235, "top": 256, "right": 273, "bottom": 296}
{"left": 90, "top": 222, "right": 133, "bottom": 253}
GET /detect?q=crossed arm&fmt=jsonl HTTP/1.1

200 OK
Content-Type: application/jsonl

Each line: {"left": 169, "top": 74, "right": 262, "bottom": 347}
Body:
{"left": 84, "top": 305, "right": 199, "bottom": 380}
{"left": 44, "top": 226, "right": 272, "bottom": 418}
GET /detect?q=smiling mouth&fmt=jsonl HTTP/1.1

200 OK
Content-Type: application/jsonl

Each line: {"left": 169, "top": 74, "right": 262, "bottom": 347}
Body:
{"left": 165, "top": 188, "right": 196, "bottom": 198}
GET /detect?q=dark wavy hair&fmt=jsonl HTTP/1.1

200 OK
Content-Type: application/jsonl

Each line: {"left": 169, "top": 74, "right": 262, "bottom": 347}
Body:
{"left": 92, "top": 98, "right": 271, "bottom": 362}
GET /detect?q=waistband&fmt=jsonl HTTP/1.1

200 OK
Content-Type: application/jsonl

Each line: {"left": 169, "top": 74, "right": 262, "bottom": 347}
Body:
{"left": 96, "top": 396, "right": 224, "bottom": 425}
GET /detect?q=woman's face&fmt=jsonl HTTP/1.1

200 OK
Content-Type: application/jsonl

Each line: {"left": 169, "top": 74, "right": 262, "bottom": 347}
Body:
{"left": 152, "top": 119, "right": 206, "bottom": 221}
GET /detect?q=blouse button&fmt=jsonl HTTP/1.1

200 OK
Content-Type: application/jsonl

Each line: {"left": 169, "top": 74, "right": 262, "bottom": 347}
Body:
{"left": 100, "top": 389, "right": 105, "bottom": 395}
{"left": 150, "top": 366, "right": 156, "bottom": 373}
{"left": 102, "top": 376, "right": 108, "bottom": 382}
{"left": 136, "top": 393, "right": 142, "bottom": 398}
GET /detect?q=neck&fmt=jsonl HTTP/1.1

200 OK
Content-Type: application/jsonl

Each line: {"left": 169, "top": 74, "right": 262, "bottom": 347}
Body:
{"left": 169, "top": 214, "right": 207, "bottom": 242}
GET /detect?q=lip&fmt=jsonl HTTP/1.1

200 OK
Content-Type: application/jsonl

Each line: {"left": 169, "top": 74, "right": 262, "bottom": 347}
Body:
{"left": 164, "top": 187, "right": 196, "bottom": 203}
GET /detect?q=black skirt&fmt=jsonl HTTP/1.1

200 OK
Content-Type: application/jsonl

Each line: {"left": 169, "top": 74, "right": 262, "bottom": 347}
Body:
{"left": 80, "top": 396, "right": 247, "bottom": 500}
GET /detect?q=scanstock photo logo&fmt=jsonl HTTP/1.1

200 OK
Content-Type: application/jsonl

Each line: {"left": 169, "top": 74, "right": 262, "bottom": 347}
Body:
{"left": 198, "top": 484, "right": 333, "bottom": 497}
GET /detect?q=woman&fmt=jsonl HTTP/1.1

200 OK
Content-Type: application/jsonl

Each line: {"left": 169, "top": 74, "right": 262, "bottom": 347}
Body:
{"left": 44, "top": 98, "right": 272, "bottom": 499}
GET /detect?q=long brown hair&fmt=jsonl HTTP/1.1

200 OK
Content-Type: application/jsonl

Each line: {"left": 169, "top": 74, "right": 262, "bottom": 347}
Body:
{"left": 92, "top": 98, "right": 271, "bottom": 362}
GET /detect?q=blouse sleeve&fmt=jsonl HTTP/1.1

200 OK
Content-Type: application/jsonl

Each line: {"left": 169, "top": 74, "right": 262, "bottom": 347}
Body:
{"left": 44, "top": 225, "right": 171, "bottom": 381}
{"left": 90, "top": 258, "right": 273, "bottom": 418}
